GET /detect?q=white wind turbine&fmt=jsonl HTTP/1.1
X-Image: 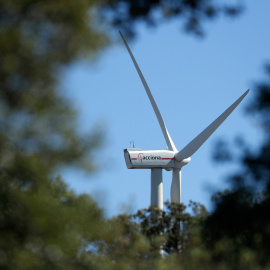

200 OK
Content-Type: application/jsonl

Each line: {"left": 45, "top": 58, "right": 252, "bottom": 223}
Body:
{"left": 120, "top": 32, "right": 249, "bottom": 210}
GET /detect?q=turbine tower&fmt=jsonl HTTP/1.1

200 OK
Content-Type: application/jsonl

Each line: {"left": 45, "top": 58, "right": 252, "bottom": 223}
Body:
{"left": 120, "top": 32, "right": 249, "bottom": 210}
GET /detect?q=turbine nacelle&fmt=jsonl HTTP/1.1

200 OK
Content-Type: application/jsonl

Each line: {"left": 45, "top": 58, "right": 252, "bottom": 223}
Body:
{"left": 124, "top": 148, "right": 191, "bottom": 169}
{"left": 124, "top": 149, "right": 174, "bottom": 169}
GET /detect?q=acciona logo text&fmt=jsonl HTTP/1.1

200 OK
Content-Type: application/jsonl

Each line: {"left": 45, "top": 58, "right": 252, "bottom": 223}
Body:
{"left": 143, "top": 155, "right": 161, "bottom": 161}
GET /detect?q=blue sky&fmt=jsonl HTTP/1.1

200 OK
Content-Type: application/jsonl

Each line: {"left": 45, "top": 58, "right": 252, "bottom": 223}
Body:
{"left": 61, "top": 0, "right": 270, "bottom": 217}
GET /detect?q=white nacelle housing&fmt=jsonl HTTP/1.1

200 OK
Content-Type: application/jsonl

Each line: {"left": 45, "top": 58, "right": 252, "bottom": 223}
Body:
{"left": 124, "top": 148, "right": 175, "bottom": 169}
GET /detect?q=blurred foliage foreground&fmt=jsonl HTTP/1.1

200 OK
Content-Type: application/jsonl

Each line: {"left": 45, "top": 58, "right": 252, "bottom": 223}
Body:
{"left": 1, "top": 0, "right": 270, "bottom": 269}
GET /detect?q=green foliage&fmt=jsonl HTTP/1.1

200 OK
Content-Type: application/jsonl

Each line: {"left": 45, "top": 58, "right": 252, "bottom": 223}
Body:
{"left": 0, "top": 169, "right": 106, "bottom": 269}
{"left": 92, "top": 202, "right": 209, "bottom": 269}
{"left": 133, "top": 202, "right": 208, "bottom": 254}
{"left": 201, "top": 65, "right": 270, "bottom": 269}
{"left": 0, "top": 0, "right": 109, "bottom": 268}
{"left": 99, "top": 0, "right": 243, "bottom": 37}
{"left": 0, "top": 0, "right": 107, "bottom": 174}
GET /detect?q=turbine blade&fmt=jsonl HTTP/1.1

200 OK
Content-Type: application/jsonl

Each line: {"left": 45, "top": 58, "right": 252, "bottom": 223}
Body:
{"left": 120, "top": 31, "right": 177, "bottom": 152}
{"left": 175, "top": 89, "right": 249, "bottom": 161}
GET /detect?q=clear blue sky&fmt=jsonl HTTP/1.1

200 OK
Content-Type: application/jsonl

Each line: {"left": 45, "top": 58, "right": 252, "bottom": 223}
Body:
{"left": 61, "top": 0, "right": 270, "bottom": 217}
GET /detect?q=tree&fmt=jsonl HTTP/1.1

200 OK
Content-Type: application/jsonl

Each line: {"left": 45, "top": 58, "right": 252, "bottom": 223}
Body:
{"left": 133, "top": 201, "right": 208, "bottom": 254}
{"left": 0, "top": 1, "right": 108, "bottom": 268}
{"left": 94, "top": 202, "right": 209, "bottom": 270}
{"left": 99, "top": 0, "right": 242, "bottom": 37}
{"left": 200, "top": 65, "right": 270, "bottom": 269}
{"left": 0, "top": 3, "right": 108, "bottom": 266}
{"left": 0, "top": 0, "right": 107, "bottom": 172}
{"left": 0, "top": 174, "right": 107, "bottom": 269}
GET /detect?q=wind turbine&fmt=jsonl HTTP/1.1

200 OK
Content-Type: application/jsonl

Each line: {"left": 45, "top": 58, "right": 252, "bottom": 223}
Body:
{"left": 120, "top": 31, "right": 249, "bottom": 210}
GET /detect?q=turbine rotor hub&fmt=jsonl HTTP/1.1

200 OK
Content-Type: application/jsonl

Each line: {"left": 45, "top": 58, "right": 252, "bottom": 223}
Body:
{"left": 174, "top": 157, "right": 191, "bottom": 168}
